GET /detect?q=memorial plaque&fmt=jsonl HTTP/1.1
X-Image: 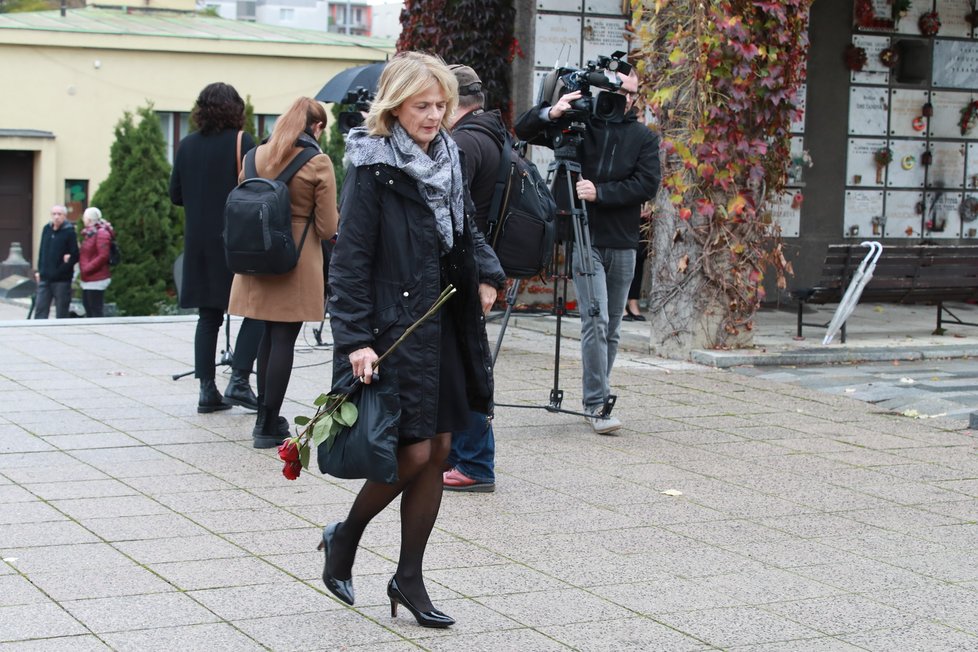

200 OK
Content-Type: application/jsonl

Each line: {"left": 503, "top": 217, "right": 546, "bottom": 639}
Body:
{"left": 936, "top": 0, "right": 973, "bottom": 38}
{"left": 884, "top": 190, "right": 925, "bottom": 237}
{"left": 933, "top": 40, "right": 978, "bottom": 89}
{"left": 791, "top": 83, "right": 807, "bottom": 134}
{"left": 535, "top": 14, "right": 582, "bottom": 68}
{"left": 584, "top": 0, "right": 623, "bottom": 14}
{"left": 895, "top": 4, "right": 928, "bottom": 35}
{"left": 787, "top": 136, "right": 808, "bottom": 186}
{"left": 849, "top": 86, "right": 889, "bottom": 136}
{"left": 966, "top": 143, "right": 978, "bottom": 188}
{"left": 768, "top": 192, "right": 800, "bottom": 237}
{"left": 887, "top": 139, "right": 928, "bottom": 187}
{"left": 889, "top": 88, "right": 929, "bottom": 137}
{"left": 962, "top": 193, "right": 978, "bottom": 238}
{"left": 928, "top": 90, "right": 972, "bottom": 139}
{"left": 844, "top": 190, "right": 884, "bottom": 239}
{"left": 539, "top": 0, "right": 582, "bottom": 11}
{"left": 847, "top": 137, "right": 889, "bottom": 187}
{"left": 927, "top": 141, "right": 966, "bottom": 189}
{"left": 582, "top": 17, "right": 628, "bottom": 65}
{"left": 851, "top": 35, "right": 891, "bottom": 85}
{"left": 855, "top": 0, "right": 892, "bottom": 32}
{"left": 923, "top": 190, "right": 963, "bottom": 238}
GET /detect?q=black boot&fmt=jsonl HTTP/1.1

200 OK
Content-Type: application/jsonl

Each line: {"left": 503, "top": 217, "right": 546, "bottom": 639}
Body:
{"left": 224, "top": 369, "right": 258, "bottom": 411}
{"left": 253, "top": 402, "right": 290, "bottom": 449}
{"left": 198, "top": 379, "right": 231, "bottom": 414}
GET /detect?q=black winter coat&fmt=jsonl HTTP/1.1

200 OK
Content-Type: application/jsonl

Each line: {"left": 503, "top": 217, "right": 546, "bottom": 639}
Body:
{"left": 169, "top": 128, "right": 256, "bottom": 309}
{"left": 515, "top": 106, "right": 661, "bottom": 249}
{"left": 328, "top": 162, "right": 505, "bottom": 439}
{"left": 451, "top": 109, "right": 507, "bottom": 235}
{"left": 37, "top": 221, "right": 79, "bottom": 283}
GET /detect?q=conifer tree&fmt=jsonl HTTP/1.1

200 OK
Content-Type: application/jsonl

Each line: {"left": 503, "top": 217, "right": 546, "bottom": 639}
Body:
{"left": 323, "top": 103, "right": 347, "bottom": 192}
{"left": 92, "top": 105, "right": 183, "bottom": 315}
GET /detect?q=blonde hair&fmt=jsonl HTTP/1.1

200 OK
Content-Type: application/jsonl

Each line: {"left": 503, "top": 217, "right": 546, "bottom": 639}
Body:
{"left": 366, "top": 52, "right": 458, "bottom": 138}
{"left": 266, "top": 97, "right": 328, "bottom": 171}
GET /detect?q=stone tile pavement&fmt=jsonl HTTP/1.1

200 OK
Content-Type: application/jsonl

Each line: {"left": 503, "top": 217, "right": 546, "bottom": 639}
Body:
{"left": 1, "top": 307, "right": 977, "bottom": 650}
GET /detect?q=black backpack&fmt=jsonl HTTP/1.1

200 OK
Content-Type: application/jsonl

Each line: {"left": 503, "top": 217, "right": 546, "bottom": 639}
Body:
{"left": 108, "top": 231, "right": 121, "bottom": 266}
{"left": 456, "top": 124, "right": 557, "bottom": 278}
{"left": 224, "top": 147, "right": 319, "bottom": 276}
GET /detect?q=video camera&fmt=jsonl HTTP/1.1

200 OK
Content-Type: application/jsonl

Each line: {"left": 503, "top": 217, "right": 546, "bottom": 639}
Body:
{"left": 538, "top": 51, "right": 633, "bottom": 123}
{"left": 338, "top": 86, "right": 374, "bottom": 134}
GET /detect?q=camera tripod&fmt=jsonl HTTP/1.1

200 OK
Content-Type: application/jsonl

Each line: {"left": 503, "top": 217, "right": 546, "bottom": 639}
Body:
{"left": 492, "top": 130, "right": 616, "bottom": 419}
{"left": 171, "top": 313, "right": 234, "bottom": 381}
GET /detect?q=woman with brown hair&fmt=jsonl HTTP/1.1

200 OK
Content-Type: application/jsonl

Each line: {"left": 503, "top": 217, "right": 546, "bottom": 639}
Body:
{"left": 322, "top": 52, "right": 505, "bottom": 628}
{"left": 228, "top": 97, "right": 339, "bottom": 448}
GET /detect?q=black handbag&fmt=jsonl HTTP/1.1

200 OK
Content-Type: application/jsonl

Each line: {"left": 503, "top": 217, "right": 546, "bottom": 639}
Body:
{"left": 317, "top": 369, "right": 400, "bottom": 484}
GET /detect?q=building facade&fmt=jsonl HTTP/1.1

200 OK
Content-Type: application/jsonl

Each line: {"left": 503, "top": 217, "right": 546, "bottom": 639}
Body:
{"left": 0, "top": 2, "right": 392, "bottom": 267}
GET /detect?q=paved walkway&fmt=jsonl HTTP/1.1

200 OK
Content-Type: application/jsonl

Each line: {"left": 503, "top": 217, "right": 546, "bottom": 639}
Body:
{"left": 1, "top": 307, "right": 977, "bottom": 650}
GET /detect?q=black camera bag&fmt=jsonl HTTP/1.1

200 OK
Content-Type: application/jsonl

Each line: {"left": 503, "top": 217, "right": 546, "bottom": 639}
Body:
{"left": 456, "top": 123, "right": 557, "bottom": 279}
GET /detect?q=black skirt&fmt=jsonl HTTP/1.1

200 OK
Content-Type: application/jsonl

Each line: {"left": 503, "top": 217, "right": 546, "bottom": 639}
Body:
{"left": 434, "top": 308, "right": 469, "bottom": 434}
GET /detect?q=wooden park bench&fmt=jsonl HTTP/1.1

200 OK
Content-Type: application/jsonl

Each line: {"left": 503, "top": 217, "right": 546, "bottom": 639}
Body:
{"left": 792, "top": 244, "right": 978, "bottom": 343}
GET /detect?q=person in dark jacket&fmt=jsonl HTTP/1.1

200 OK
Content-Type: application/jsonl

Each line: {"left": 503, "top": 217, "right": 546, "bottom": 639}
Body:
{"left": 33, "top": 205, "right": 79, "bottom": 319}
{"left": 321, "top": 52, "right": 505, "bottom": 628}
{"left": 169, "top": 82, "right": 264, "bottom": 414}
{"left": 515, "top": 68, "right": 661, "bottom": 435}
{"left": 78, "top": 206, "right": 113, "bottom": 318}
{"left": 442, "top": 64, "right": 506, "bottom": 493}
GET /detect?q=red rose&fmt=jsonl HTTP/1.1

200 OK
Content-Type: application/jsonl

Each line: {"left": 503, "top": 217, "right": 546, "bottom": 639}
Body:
{"left": 282, "top": 460, "right": 302, "bottom": 480}
{"left": 278, "top": 438, "right": 300, "bottom": 463}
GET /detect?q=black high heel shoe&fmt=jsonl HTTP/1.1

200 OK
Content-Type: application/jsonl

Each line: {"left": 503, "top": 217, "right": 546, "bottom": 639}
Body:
{"left": 387, "top": 576, "right": 454, "bottom": 628}
{"left": 317, "top": 522, "right": 354, "bottom": 605}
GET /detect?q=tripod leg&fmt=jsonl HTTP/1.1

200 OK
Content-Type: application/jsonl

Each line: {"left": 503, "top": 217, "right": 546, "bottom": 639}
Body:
{"left": 492, "top": 279, "right": 521, "bottom": 365}
{"left": 219, "top": 313, "right": 234, "bottom": 367}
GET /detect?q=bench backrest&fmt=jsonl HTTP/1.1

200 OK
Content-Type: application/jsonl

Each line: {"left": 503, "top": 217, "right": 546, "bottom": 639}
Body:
{"left": 814, "top": 244, "right": 978, "bottom": 303}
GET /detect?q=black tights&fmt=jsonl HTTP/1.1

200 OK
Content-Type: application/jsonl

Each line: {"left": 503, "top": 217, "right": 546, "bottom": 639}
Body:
{"left": 255, "top": 320, "right": 303, "bottom": 416}
{"left": 328, "top": 432, "right": 452, "bottom": 612}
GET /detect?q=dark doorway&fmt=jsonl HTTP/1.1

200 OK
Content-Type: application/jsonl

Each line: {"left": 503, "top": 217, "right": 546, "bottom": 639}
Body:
{"left": 0, "top": 151, "right": 34, "bottom": 265}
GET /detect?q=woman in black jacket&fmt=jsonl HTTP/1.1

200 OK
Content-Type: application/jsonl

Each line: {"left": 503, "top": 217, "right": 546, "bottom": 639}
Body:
{"left": 322, "top": 52, "right": 504, "bottom": 628}
{"left": 169, "top": 82, "right": 265, "bottom": 415}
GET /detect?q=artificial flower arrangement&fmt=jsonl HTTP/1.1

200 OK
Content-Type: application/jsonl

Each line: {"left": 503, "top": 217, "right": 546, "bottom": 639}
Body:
{"left": 845, "top": 44, "right": 869, "bottom": 71}
{"left": 874, "top": 146, "right": 893, "bottom": 183}
{"left": 919, "top": 11, "right": 941, "bottom": 36}
{"left": 277, "top": 285, "right": 457, "bottom": 480}
{"left": 961, "top": 100, "right": 978, "bottom": 136}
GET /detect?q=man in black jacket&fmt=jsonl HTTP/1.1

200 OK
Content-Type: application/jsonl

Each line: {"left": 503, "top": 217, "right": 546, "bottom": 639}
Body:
{"left": 515, "top": 68, "right": 660, "bottom": 434}
{"left": 34, "top": 205, "right": 79, "bottom": 319}
{"left": 442, "top": 64, "right": 505, "bottom": 493}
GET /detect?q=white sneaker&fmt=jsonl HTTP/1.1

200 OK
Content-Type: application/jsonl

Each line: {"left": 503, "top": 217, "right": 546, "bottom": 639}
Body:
{"left": 584, "top": 408, "right": 622, "bottom": 435}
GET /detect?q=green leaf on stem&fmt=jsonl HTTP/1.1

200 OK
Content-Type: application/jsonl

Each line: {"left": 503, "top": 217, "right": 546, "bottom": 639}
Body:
{"left": 312, "top": 417, "right": 331, "bottom": 447}
{"left": 299, "top": 441, "right": 310, "bottom": 470}
{"left": 313, "top": 393, "right": 330, "bottom": 407}
{"left": 294, "top": 415, "right": 310, "bottom": 426}
{"left": 337, "top": 401, "right": 358, "bottom": 427}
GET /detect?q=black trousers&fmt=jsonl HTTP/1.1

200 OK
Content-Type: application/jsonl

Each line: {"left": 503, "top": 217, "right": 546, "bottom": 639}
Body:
{"left": 82, "top": 290, "right": 105, "bottom": 318}
{"left": 194, "top": 307, "right": 264, "bottom": 380}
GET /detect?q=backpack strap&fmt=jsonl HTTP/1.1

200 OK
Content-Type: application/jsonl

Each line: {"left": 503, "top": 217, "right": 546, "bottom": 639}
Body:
{"left": 455, "top": 122, "right": 511, "bottom": 237}
{"left": 243, "top": 148, "right": 258, "bottom": 179}
{"left": 276, "top": 148, "right": 320, "bottom": 184}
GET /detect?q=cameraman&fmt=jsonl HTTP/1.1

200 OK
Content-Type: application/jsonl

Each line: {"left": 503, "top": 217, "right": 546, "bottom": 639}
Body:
{"left": 515, "top": 68, "right": 661, "bottom": 434}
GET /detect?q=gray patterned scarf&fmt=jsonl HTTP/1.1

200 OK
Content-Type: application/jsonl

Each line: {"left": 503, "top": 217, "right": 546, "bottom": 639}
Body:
{"left": 345, "top": 123, "right": 464, "bottom": 253}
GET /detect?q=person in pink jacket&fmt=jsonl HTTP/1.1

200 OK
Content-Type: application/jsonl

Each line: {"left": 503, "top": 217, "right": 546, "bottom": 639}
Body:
{"left": 78, "top": 207, "right": 113, "bottom": 318}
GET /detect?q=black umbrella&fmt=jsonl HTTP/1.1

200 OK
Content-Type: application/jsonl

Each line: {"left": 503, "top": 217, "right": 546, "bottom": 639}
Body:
{"left": 315, "top": 62, "right": 387, "bottom": 103}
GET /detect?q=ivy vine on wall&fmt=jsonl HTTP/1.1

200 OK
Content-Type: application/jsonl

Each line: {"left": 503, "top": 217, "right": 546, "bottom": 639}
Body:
{"left": 631, "top": 0, "right": 812, "bottom": 346}
{"left": 397, "top": 0, "right": 519, "bottom": 123}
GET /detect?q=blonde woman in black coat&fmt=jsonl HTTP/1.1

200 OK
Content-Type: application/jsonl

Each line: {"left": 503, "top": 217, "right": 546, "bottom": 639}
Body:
{"left": 322, "top": 52, "right": 504, "bottom": 628}
{"left": 169, "top": 82, "right": 264, "bottom": 414}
